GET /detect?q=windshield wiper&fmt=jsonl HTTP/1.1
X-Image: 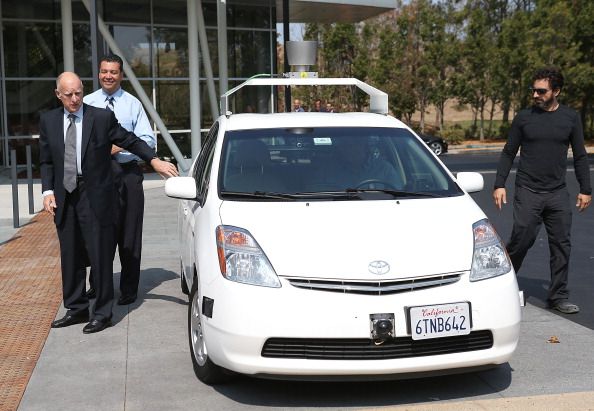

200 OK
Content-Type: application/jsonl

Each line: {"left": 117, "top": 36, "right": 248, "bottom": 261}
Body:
{"left": 291, "top": 191, "right": 362, "bottom": 199}
{"left": 220, "top": 191, "right": 298, "bottom": 200}
{"left": 345, "top": 188, "right": 443, "bottom": 198}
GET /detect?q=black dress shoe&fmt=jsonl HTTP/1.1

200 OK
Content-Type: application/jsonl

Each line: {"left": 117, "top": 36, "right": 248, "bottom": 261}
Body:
{"left": 82, "top": 318, "right": 112, "bottom": 334}
{"left": 51, "top": 311, "right": 89, "bottom": 328}
{"left": 85, "top": 288, "right": 96, "bottom": 299}
{"left": 117, "top": 294, "right": 137, "bottom": 305}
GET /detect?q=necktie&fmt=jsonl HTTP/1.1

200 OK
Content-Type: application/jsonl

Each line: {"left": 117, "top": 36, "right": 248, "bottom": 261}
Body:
{"left": 63, "top": 114, "right": 78, "bottom": 193}
{"left": 106, "top": 96, "right": 115, "bottom": 111}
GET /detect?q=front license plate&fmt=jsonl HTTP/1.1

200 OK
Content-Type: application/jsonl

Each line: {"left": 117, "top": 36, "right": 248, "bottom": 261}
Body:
{"left": 409, "top": 302, "right": 471, "bottom": 340}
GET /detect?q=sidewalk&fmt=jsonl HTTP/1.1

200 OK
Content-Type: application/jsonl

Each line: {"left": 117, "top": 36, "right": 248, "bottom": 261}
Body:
{"left": 1, "top": 166, "right": 594, "bottom": 410}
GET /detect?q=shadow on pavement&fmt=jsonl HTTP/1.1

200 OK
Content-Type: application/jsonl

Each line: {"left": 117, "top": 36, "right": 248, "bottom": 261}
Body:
{"left": 110, "top": 268, "right": 186, "bottom": 325}
{"left": 213, "top": 364, "right": 512, "bottom": 407}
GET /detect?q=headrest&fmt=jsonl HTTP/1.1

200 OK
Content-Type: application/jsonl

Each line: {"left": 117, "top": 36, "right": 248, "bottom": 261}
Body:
{"left": 233, "top": 140, "right": 270, "bottom": 168}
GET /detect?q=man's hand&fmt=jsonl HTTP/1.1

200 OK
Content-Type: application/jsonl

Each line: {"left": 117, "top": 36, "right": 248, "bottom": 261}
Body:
{"left": 111, "top": 144, "right": 123, "bottom": 155}
{"left": 43, "top": 194, "right": 57, "bottom": 216}
{"left": 150, "top": 158, "right": 179, "bottom": 178}
{"left": 576, "top": 193, "right": 592, "bottom": 212}
{"left": 493, "top": 188, "right": 507, "bottom": 210}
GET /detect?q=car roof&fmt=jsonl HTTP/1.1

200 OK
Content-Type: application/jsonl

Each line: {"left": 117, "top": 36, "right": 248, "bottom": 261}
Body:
{"left": 222, "top": 112, "right": 410, "bottom": 132}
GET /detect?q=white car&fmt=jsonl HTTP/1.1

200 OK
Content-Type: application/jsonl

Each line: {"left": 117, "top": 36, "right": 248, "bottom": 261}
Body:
{"left": 166, "top": 79, "right": 521, "bottom": 384}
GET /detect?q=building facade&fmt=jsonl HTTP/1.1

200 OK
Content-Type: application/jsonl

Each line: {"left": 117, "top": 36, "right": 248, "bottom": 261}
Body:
{"left": 0, "top": 0, "right": 277, "bottom": 166}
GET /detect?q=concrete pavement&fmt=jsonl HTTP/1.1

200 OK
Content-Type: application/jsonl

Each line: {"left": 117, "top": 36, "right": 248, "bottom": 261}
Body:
{"left": 1, "top": 162, "right": 594, "bottom": 410}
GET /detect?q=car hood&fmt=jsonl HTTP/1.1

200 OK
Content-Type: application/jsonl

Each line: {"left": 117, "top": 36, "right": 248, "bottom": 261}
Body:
{"left": 219, "top": 196, "right": 486, "bottom": 280}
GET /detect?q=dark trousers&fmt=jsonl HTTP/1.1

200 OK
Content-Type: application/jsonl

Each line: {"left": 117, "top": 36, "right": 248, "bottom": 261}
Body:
{"left": 88, "top": 161, "right": 144, "bottom": 297}
{"left": 113, "top": 160, "right": 145, "bottom": 297}
{"left": 507, "top": 186, "right": 572, "bottom": 303}
{"left": 57, "top": 180, "right": 114, "bottom": 320}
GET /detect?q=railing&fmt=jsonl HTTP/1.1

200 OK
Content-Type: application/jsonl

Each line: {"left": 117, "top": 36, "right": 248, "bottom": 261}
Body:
{"left": 2, "top": 127, "right": 213, "bottom": 228}
{"left": 9, "top": 146, "right": 35, "bottom": 228}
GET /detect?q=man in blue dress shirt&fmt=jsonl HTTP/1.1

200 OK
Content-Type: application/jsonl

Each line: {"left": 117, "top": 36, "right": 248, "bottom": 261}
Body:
{"left": 84, "top": 54, "right": 156, "bottom": 305}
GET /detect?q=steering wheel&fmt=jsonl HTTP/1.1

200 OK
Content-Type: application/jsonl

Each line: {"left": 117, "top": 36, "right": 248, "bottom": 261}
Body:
{"left": 354, "top": 179, "right": 398, "bottom": 190}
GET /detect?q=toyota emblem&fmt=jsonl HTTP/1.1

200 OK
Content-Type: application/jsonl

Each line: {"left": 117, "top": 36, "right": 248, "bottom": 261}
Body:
{"left": 368, "top": 260, "right": 390, "bottom": 275}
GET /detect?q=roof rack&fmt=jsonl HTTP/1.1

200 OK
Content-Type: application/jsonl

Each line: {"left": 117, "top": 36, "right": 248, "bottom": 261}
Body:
{"left": 220, "top": 77, "right": 389, "bottom": 115}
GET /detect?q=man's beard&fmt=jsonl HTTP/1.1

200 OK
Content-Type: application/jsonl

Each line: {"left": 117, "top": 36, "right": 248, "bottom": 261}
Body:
{"left": 534, "top": 95, "right": 556, "bottom": 110}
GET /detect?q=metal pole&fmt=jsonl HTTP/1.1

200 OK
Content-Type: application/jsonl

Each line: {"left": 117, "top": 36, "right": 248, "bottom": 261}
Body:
{"left": 196, "top": 0, "right": 220, "bottom": 119}
{"left": 0, "top": 0, "right": 9, "bottom": 167}
{"left": 283, "top": 0, "right": 291, "bottom": 112}
{"left": 217, "top": 0, "right": 228, "bottom": 96}
{"left": 89, "top": 0, "right": 100, "bottom": 90}
{"left": 60, "top": 0, "right": 75, "bottom": 71}
{"left": 187, "top": 0, "right": 202, "bottom": 158}
{"left": 10, "top": 149, "right": 18, "bottom": 228}
{"left": 26, "top": 145, "right": 33, "bottom": 214}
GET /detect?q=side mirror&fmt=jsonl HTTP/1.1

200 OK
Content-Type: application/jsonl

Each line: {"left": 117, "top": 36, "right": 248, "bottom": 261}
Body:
{"left": 165, "top": 176, "right": 197, "bottom": 199}
{"left": 456, "top": 172, "right": 484, "bottom": 193}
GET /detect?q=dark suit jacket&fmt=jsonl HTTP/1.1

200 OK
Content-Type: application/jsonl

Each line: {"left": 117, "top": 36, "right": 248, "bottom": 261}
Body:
{"left": 40, "top": 103, "right": 156, "bottom": 226}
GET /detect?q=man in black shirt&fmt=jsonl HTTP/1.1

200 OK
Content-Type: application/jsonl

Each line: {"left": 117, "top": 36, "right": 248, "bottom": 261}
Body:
{"left": 493, "top": 67, "right": 591, "bottom": 314}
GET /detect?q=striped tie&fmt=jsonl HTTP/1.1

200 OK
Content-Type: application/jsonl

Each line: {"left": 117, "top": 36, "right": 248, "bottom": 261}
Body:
{"left": 106, "top": 96, "right": 115, "bottom": 111}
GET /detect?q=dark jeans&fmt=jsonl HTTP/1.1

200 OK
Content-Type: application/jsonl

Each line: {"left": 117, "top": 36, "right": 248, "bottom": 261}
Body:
{"left": 507, "top": 186, "right": 572, "bottom": 304}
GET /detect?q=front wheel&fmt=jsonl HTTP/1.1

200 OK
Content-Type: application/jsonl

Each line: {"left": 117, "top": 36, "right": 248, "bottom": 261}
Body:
{"left": 188, "top": 280, "right": 232, "bottom": 384}
{"left": 429, "top": 142, "right": 443, "bottom": 156}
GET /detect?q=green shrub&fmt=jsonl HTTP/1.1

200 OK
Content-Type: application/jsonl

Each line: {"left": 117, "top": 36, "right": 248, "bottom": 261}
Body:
{"left": 498, "top": 122, "right": 511, "bottom": 139}
{"left": 464, "top": 125, "right": 478, "bottom": 140}
{"left": 441, "top": 125, "right": 465, "bottom": 145}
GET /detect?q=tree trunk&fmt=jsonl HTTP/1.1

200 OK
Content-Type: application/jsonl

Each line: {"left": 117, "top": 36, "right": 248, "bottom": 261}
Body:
{"left": 435, "top": 106, "right": 441, "bottom": 131}
{"left": 487, "top": 100, "right": 495, "bottom": 138}
{"left": 419, "top": 98, "right": 426, "bottom": 133}
{"left": 502, "top": 99, "right": 510, "bottom": 124}
{"left": 479, "top": 99, "right": 485, "bottom": 142}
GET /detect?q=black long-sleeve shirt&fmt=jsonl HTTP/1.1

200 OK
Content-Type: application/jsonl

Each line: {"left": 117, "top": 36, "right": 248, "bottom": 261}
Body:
{"left": 494, "top": 104, "right": 591, "bottom": 195}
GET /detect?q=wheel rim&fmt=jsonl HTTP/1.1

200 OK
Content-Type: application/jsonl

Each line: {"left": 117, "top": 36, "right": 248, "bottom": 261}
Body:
{"left": 190, "top": 291, "right": 208, "bottom": 366}
{"left": 430, "top": 142, "right": 442, "bottom": 155}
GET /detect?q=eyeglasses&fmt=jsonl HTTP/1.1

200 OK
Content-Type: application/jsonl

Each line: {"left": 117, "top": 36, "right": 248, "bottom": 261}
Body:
{"left": 530, "top": 87, "right": 550, "bottom": 95}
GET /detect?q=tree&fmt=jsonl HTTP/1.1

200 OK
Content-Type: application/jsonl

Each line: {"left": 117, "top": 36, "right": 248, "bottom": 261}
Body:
{"left": 291, "top": 0, "right": 594, "bottom": 139}
{"left": 303, "top": 23, "right": 366, "bottom": 111}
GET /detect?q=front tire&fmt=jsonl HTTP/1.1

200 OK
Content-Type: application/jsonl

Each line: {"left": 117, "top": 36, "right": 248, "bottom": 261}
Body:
{"left": 429, "top": 142, "right": 443, "bottom": 156}
{"left": 188, "top": 280, "right": 231, "bottom": 384}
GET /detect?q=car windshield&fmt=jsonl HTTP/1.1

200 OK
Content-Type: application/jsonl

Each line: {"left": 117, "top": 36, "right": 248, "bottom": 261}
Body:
{"left": 218, "top": 127, "right": 462, "bottom": 201}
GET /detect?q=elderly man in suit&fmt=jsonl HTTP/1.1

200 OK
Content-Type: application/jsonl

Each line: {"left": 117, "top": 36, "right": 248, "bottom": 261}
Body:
{"left": 40, "top": 72, "right": 178, "bottom": 333}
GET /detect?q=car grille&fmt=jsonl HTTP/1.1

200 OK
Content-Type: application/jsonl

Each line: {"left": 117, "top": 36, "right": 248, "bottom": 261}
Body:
{"left": 285, "top": 273, "right": 462, "bottom": 295}
{"left": 261, "top": 330, "right": 493, "bottom": 360}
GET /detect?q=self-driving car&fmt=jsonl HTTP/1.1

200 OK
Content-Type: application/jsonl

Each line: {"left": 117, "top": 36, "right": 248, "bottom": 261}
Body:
{"left": 165, "top": 77, "right": 522, "bottom": 384}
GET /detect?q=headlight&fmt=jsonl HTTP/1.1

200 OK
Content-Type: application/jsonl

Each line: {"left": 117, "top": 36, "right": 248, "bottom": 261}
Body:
{"left": 216, "top": 225, "right": 281, "bottom": 288}
{"left": 470, "top": 219, "right": 512, "bottom": 282}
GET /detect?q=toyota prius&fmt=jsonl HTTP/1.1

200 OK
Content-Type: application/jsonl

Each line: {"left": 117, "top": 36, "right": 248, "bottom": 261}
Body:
{"left": 165, "top": 80, "right": 521, "bottom": 384}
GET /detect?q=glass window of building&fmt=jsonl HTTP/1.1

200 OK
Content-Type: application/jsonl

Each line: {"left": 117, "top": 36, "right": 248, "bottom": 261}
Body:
{"left": 0, "top": 0, "right": 276, "bottom": 165}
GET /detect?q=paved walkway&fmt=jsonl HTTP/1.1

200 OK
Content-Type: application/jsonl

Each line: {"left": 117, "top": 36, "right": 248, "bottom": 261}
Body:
{"left": 0, "top": 212, "right": 61, "bottom": 411}
{"left": 1, "top": 168, "right": 594, "bottom": 411}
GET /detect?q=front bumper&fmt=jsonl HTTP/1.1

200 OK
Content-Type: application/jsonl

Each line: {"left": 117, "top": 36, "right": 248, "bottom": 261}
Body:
{"left": 200, "top": 271, "right": 521, "bottom": 377}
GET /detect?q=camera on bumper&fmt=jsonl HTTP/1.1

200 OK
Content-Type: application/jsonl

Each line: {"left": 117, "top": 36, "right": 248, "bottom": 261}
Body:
{"left": 370, "top": 313, "right": 395, "bottom": 344}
